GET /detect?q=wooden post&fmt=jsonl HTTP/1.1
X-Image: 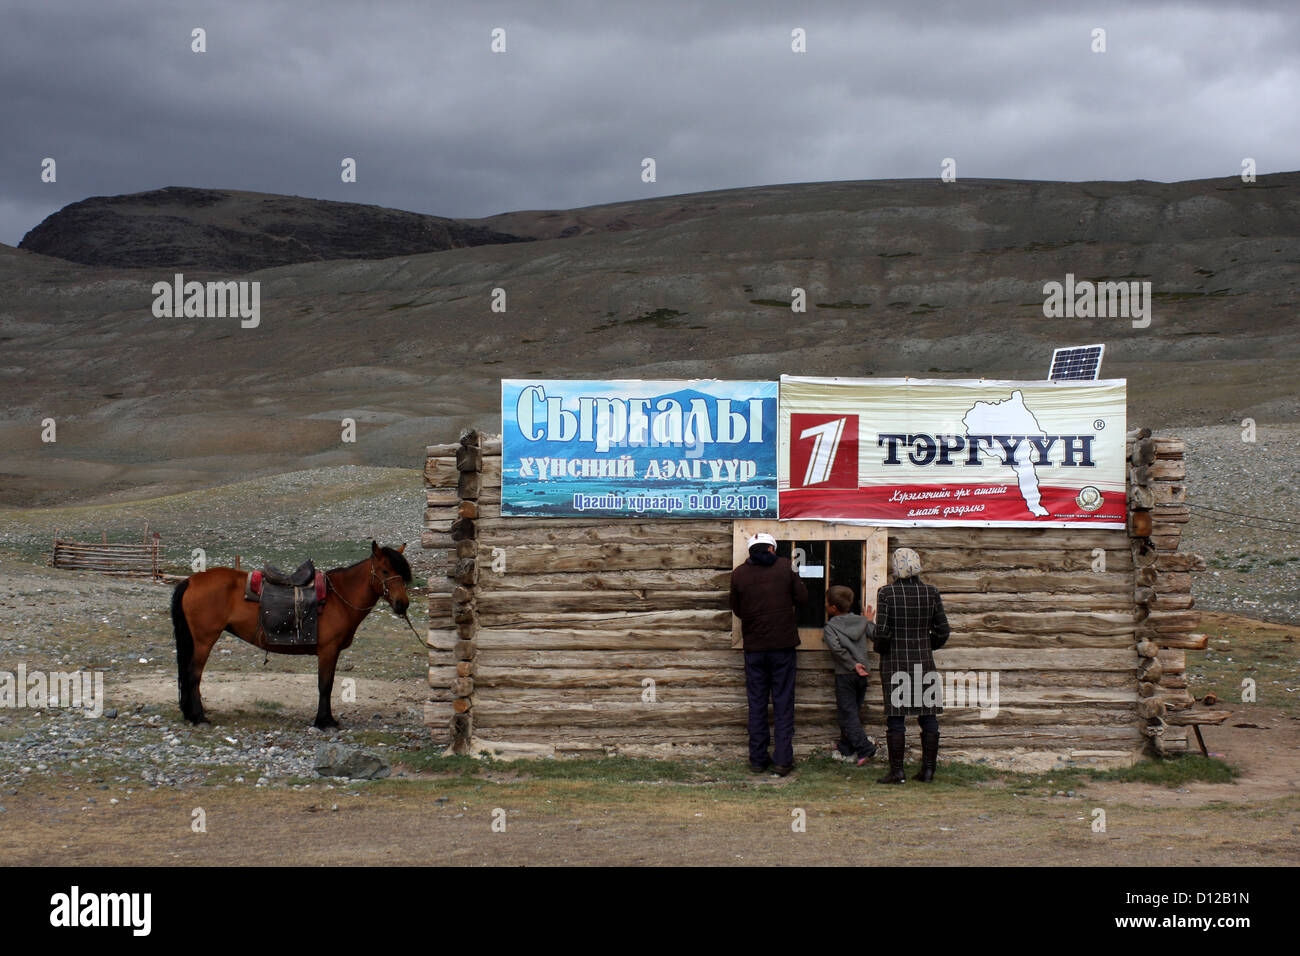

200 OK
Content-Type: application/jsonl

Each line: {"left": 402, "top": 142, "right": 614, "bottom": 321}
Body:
{"left": 449, "top": 428, "right": 484, "bottom": 754}
{"left": 1130, "top": 431, "right": 1205, "bottom": 758}
{"left": 1192, "top": 725, "right": 1209, "bottom": 758}
{"left": 1129, "top": 429, "right": 1163, "bottom": 754}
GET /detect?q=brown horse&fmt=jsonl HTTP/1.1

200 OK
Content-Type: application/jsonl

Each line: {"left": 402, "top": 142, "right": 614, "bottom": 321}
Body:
{"left": 170, "top": 541, "right": 412, "bottom": 728}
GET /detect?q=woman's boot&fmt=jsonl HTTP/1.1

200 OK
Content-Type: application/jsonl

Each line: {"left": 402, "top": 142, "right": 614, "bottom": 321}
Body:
{"left": 918, "top": 728, "right": 939, "bottom": 782}
{"left": 876, "top": 728, "right": 906, "bottom": 784}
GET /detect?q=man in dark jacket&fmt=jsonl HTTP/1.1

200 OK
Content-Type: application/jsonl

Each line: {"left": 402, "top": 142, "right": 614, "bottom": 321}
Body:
{"left": 872, "top": 547, "right": 951, "bottom": 784}
{"left": 729, "top": 532, "right": 807, "bottom": 775}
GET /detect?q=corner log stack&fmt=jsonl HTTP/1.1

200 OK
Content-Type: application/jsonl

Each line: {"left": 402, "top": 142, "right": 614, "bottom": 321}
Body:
{"left": 420, "top": 429, "right": 1206, "bottom": 767}
{"left": 421, "top": 431, "right": 492, "bottom": 751}
{"left": 1125, "top": 429, "right": 1211, "bottom": 755}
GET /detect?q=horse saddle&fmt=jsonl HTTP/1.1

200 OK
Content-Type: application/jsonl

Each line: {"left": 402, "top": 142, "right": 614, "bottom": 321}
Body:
{"left": 244, "top": 560, "right": 326, "bottom": 647}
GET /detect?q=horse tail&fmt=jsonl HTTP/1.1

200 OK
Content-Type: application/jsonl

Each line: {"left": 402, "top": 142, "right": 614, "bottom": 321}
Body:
{"left": 172, "top": 578, "right": 193, "bottom": 690}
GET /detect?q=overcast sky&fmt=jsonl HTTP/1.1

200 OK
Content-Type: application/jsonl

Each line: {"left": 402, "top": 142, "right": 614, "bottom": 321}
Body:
{"left": 2, "top": 0, "right": 1297, "bottom": 246}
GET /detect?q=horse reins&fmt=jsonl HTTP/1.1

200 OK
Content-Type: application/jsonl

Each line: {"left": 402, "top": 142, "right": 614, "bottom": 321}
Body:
{"left": 326, "top": 558, "right": 429, "bottom": 650}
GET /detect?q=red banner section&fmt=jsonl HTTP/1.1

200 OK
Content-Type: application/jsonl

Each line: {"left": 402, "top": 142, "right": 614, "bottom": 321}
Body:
{"left": 788, "top": 412, "right": 859, "bottom": 490}
{"left": 780, "top": 482, "right": 1126, "bottom": 525}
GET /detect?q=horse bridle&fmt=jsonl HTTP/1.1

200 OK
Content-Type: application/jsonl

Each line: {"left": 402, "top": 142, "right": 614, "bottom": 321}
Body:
{"left": 371, "top": 561, "right": 406, "bottom": 604}
{"left": 327, "top": 555, "right": 429, "bottom": 649}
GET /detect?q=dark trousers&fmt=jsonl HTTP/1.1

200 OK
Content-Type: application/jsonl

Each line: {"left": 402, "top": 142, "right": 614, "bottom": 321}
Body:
{"left": 886, "top": 714, "right": 939, "bottom": 734}
{"left": 834, "top": 673, "right": 873, "bottom": 757}
{"left": 744, "top": 647, "right": 797, "bottom": 767}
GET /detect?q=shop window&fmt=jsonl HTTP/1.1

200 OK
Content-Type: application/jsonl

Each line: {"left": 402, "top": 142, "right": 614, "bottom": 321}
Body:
{"left": 730, "top": 521, "right": 887, "bottom": 651}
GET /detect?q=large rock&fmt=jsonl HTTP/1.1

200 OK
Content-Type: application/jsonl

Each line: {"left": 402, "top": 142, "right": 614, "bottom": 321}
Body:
{"left": 314, "top": 743, "right": 391, "bottom": 780}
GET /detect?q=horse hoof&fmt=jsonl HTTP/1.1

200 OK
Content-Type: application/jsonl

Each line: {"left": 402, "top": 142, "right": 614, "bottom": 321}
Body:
{"left": 314, "top": 718, "right": 340, "bottom": 730}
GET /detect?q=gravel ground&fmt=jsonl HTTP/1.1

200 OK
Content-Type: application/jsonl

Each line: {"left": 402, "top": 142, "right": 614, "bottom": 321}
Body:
{"left": 0, "top": 467, "right": 435, "bottom": 789}
{"left": 1179, "top": 424, "right": 1300, "bottom": 624}
{"left": 0, "top": 704, "right": 318, "bottom": 791}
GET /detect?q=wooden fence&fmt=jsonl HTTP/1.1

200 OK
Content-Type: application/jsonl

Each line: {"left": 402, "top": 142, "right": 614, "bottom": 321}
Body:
{"left": 50, "top": 527, "right": 164, "bottom": 581}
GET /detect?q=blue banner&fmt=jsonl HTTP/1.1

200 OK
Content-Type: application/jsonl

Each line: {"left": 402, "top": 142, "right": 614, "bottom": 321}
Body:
{"left": 501, "top": 379, "right": 778, "bottom": 518}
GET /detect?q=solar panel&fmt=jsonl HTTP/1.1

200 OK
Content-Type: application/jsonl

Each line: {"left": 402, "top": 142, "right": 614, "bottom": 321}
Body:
{"left": 1049, "top": 344, "right": 1105, "bottom": 381}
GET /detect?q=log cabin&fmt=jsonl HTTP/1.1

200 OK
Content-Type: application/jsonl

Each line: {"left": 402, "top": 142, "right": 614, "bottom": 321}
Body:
{"left": 420, "top": 427, "right": 1209, "bottom": 769}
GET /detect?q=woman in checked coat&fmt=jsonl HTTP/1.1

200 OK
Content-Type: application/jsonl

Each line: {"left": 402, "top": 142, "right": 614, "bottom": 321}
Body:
{"left": 872, "top": 548, "right": 951, "bottom": 784}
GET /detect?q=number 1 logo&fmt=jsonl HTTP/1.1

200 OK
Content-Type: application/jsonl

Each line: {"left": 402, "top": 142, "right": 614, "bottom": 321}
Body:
{"left": 790, "top": 413, "right": 859, "bottom": 490}
{"left": 800, "top": 418, "right": 845, "bottom": 485}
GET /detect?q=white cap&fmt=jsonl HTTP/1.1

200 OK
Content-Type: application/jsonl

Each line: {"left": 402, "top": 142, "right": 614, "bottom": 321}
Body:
{"left": 747, "top": 532, "right": 777, "bottom": 549}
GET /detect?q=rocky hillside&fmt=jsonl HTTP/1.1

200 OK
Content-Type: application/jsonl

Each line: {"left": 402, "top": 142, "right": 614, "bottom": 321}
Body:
{"left": 1, "top": 172, "right": 1297, "bottom": 506}
{"left": 18, "top": 186, "right": 532, "bottom": 272}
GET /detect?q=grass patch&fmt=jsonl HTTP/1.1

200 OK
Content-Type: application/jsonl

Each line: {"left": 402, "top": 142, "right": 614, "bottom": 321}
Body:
{"left": 1150, "top": 289, "right": 1238, "bottom": 300}
{"left": 395, "top": 750, "right": 485, "bottom": 775}
{"left": 632, "top": 309, "right": 684, "bottom": 324}
{"left": 388, "top": 748, "right": 1237, "bottom": 800}
{"left": 816, "top": 301, "right": 872, "bottom": 310}
{"left": 749, "top": 298, "right": 790, "bottom": 308}
{"left": 1085, "top": 754, "right": 1238, "bottom": 786}
{"left": 587, "top": 308, "right": 686, "bottom": 332}
{"left": 991, "top": 755, "right": 1238, "bottom": 793}
{"left": 1190, "top": 614, "right": 1300, "bottom": 715}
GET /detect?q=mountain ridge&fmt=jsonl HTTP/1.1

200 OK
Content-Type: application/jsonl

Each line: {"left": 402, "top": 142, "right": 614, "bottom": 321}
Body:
{"left": 18, "top": 186, "right": 534, "bottom": 272}
{"left": 1, "top": 172, "right": 1297, "bottom": 506}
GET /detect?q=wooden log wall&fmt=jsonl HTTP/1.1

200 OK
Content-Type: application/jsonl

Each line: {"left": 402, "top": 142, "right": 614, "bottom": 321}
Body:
{"left": 420, "top": 428, "right": 1203, "bottom": 766}
{"left": 1126, "top": 429, "right": 1207, "bottom": 755}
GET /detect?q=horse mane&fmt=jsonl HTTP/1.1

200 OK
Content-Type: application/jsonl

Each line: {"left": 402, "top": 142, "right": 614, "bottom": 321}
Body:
{"left": 329, "top": 546, "right": 412, "bottom": 583}
{"left": 381, "top": 546, "right": 413, "bottom": 582}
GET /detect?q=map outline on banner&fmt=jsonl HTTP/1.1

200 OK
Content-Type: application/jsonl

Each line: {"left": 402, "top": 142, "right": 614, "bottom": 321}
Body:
{"left": 778, "top": 375, "right": 1128, "bottom": 529}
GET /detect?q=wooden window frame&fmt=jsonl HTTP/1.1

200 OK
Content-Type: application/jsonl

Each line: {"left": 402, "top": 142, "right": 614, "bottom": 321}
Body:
{"left": 730, "top": 520, "right": 887, "bottom": 651}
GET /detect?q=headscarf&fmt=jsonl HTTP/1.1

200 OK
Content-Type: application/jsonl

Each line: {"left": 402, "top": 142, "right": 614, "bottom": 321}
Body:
{"left": 891, "top": 547, "right": 922, "bottom": 580}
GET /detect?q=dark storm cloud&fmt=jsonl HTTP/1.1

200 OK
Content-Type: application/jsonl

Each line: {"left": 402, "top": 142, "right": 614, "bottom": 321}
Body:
{"left": 2, "top": 0, "right": 1297, "bottom": 245}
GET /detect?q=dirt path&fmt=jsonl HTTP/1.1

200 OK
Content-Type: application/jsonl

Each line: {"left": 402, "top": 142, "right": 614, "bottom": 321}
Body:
{"left": 3, "top": 769, "right": 1297, "bottom": 866}
{"left": 115, "top": 673, "right": 426, "bottom": 716}
{"left": 1089, "top": 706, "right": 1300, "bottom": 808}
{"left": 2, "top": 701, "right": 1297, "bottom": 866}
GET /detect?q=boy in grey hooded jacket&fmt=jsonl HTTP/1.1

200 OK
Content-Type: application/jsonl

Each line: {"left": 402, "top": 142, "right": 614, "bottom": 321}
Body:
{"left": 824, "top": 585, "right": 878, "bottom": 764}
